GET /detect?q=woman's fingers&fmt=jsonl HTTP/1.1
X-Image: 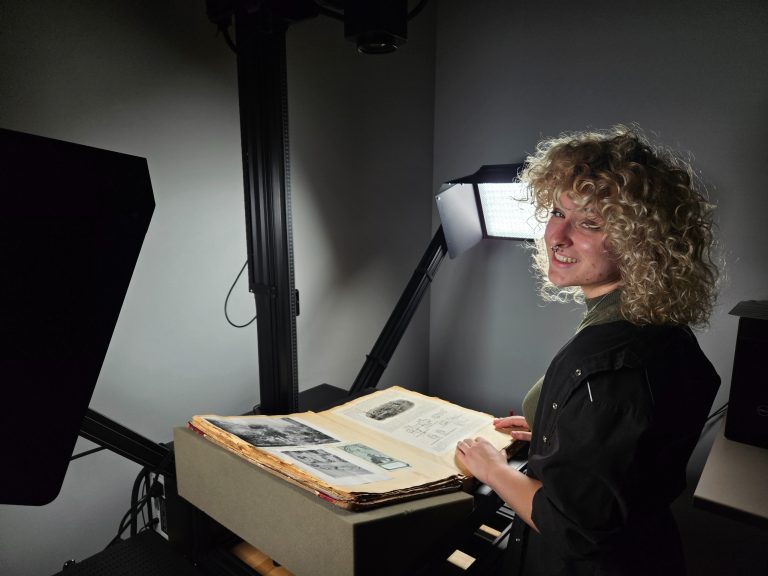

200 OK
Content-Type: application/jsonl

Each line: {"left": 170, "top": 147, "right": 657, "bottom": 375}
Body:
{"left": 493, "top": 415, "right": 530, "bottom": 430}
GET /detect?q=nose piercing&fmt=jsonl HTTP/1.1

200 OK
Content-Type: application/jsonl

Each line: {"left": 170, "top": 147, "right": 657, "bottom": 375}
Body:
{"left": 552, "top": 245, "right": 560, "bottom": 253}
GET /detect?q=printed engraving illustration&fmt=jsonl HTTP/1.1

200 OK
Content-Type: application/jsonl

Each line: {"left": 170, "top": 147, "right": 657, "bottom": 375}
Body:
{"left": 365, "top": 399, "right": 415, "bottom": 421}
{"left": 205, "top": 417, "right": 337, "bottom": 447}
{"left": 341, "top": 443, "right": 410, "bottom": 470}
{"left": 282, "top": 449, "right": 373, "bottom": 479}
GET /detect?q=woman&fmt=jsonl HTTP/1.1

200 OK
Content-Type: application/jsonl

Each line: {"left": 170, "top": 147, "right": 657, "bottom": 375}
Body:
{"left": 455, "top": 126, "right": 720, "bottom": 576}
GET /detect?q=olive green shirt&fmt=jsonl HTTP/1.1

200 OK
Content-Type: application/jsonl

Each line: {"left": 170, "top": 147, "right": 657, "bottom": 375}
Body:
{"left": 522, "top": 289, "right": 623, "bottom": 431}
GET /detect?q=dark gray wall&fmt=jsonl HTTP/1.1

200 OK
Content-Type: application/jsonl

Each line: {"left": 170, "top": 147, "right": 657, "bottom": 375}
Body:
{"left": 429, "top": 1, "right": 768, "bottom": 574}
{"left": 0, "top": 2, "right": 435, "bottom": 574}
{"left": 289, "top": 11, "right": 436, "bottom": 394}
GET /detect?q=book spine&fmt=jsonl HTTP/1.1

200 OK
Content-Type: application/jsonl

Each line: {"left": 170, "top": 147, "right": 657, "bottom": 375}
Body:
{"left": 187, "top": 421, "right": 206, "bottom": 437}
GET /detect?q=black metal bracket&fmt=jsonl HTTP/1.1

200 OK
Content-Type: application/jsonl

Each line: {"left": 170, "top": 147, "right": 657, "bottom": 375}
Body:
{"left": 79, "top": 409, "right": 173, "bottom": 476}
{"left": 349, "top": 226, "right": 448, "bottom": 394}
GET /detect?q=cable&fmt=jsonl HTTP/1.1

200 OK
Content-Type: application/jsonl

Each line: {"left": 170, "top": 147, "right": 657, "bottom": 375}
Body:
{"left": 312, "top": 1, "right": 344, "bottom": 21}
{"left": 69, "top": 446, "right": 106, "bottom": 461}
{"left": 705, "top": 403, "right": 727, "bottom": 423}
{"left": 139, "top": 471, "right": 151, "bottom": 535}
{"left": 129, "top": 468, "right": 149, "bottom": 538}
{"left": 107, "top": 497, "right": 150, "bottom": 548}
{"left": 695, "top": 403, "right": 728, "bottom": 445}
{"left": 217, "top": 24, "right": 237, "bottom": 54}
{"left": 103, "top": 443, "right": 175, "bottom": 548}
{"left": 225, "top": 260, "right": 257, "bottom": 328}
{"left": 106, "top": 467, "right": 152, "bottom": 549}
{"left": 408, "top": 0, "right": 429, "bottom": 20}
{"left": 312, "top": 1, "right": 428, "bottom": 23}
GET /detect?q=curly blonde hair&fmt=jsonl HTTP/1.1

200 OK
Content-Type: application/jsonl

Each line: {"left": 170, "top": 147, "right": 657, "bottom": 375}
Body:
{"left": 521, "top": 126, "right": 718, "bottom": 327}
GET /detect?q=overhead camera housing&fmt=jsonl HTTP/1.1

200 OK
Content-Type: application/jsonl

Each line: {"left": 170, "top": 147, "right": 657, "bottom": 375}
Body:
{"left": 344, "top": 0, "right": 408, "bottom": 54}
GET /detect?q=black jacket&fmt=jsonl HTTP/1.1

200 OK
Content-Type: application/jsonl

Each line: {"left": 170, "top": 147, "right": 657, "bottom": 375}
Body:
{"left": 507, "top": 321, "right": 720, "bottom": 576}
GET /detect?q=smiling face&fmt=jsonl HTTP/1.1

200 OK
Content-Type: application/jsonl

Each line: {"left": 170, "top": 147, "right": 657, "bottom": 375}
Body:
{"left": 544, "top": 193, "right": 622, "bottom": 298}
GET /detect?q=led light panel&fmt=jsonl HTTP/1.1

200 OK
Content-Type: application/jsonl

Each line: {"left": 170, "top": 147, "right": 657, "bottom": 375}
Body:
{"left": 478, "top": 182, "right": 544, "bottom": 240}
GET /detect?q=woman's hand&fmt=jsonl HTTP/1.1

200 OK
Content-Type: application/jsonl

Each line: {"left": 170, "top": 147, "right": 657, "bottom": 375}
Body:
{"left": 456, "top": 430, "right": 543, "bottom": 532}
{"left": 455, "top": 437, "right": 508, "bottom": 485}
{"left": 493, "top": 415, "right": 532, "bottom": 442}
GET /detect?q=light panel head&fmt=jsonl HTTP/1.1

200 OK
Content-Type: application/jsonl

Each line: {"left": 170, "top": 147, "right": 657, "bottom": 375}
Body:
{"left": 436, "top": 163, "right": 542, "bottom": 259}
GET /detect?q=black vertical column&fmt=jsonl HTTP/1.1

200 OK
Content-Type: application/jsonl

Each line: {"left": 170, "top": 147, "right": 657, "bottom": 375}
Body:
{"left": 234, "top": 5, "right": 298, "bottom": 414}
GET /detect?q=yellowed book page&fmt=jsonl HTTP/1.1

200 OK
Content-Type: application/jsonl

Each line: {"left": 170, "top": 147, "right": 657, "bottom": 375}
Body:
{"left": 188, "top": 387, "right": 512, "bottom": 502}
{"left": 189, "top": 410, "right": 460, "bottom": 499}
{"left": 324, "top": 386, "right": 511, "bottom": 470}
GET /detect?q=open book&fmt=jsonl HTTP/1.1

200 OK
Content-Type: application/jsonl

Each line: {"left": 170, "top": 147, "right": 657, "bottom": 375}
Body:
{"left": 187, "top": 387, "right": 517, "bottom": 510}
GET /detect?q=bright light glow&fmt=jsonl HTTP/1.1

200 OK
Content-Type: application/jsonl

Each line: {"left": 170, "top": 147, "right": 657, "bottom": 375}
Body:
{"left": 478, "top": 182, "right": 544, "bottom": 239}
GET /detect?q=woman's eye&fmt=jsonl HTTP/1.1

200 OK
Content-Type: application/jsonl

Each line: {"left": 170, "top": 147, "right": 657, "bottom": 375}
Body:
{"left": 549, "top": 209, "right": 564, "bottom": 218}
